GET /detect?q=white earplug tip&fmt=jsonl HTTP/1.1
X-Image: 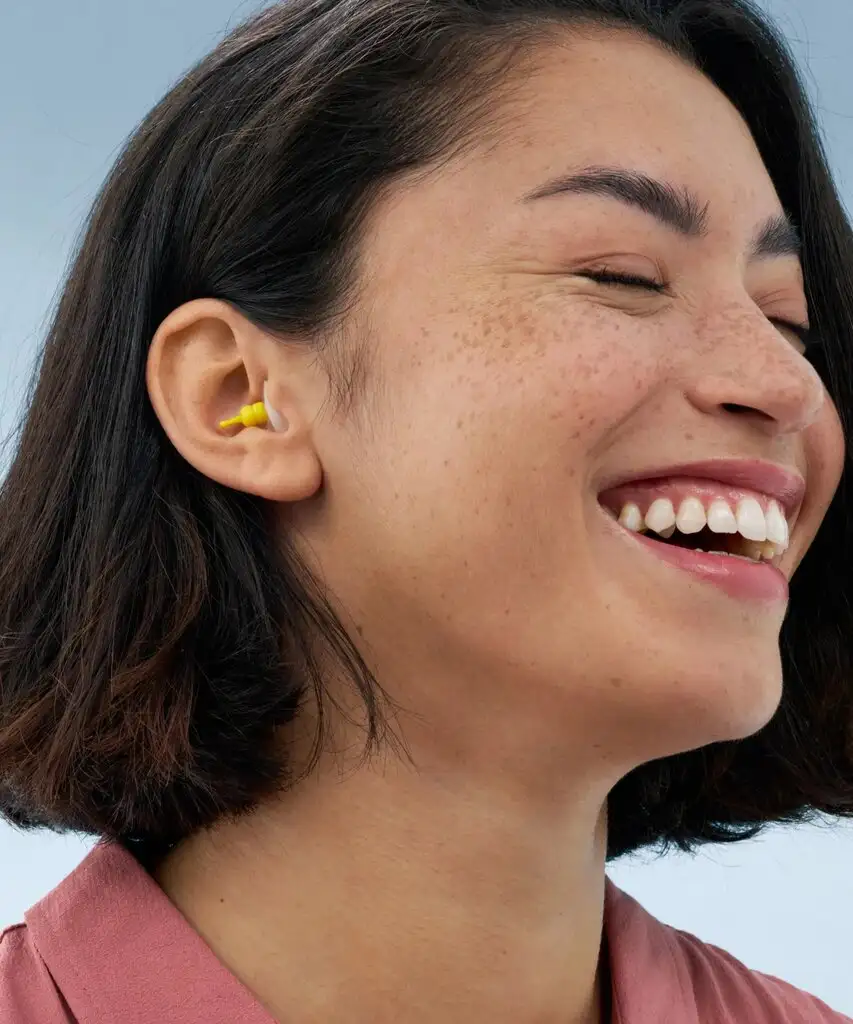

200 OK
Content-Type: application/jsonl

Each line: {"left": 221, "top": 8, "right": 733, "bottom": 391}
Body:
{"left": 263, "top": 381, "right": 286, "bottom": 432}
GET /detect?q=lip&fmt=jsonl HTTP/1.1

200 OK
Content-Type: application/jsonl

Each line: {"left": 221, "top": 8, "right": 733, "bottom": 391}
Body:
{"left": 599, "top": 506, "right": 790, "bottom": 602}
{"left": 597, "top": 459, "right": 806, "bottom": 518}
{"left": 596, "top": 458, "right": 801, "bottom": 603}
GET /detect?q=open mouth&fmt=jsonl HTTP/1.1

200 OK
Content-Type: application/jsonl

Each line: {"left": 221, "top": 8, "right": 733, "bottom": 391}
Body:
{"left": 625, "top": 520, "right": 777, "bottom": 563}
{"left": 597, "top": 485, "right": 791, "bottom": 567}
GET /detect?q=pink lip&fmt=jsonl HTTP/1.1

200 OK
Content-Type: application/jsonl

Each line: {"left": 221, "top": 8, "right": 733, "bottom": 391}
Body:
{"left": 630, "top": 531, "right": 789, "bottom": 602}
{"left": 597, "top": 459, "right": 801, "bottom": 603}
{"left": 598, "top": 459, "right": 806, "bottom": 518}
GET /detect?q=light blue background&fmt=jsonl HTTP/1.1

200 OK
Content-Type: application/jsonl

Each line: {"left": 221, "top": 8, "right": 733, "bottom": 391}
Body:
{"left": 2, "top": 1, "right": 852, "bottom": 1015}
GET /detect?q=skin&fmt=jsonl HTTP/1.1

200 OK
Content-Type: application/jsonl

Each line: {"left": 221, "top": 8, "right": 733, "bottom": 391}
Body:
{"left": 146, "top": 27, "right": 844, "bottom": 1024}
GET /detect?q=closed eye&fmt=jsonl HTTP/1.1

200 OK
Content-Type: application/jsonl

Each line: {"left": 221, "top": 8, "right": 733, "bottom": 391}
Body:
{"left": 578, "top": 269, "right": 818, "bottom": 351}
{"left": 768, "top": 318, "right": 817, "bottom": 352}
{"left": 577, "top": 269, "right": 666, "bottom": 293}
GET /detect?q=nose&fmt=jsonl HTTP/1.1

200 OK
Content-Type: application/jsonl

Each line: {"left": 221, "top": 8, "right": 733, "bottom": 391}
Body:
{"left": 685, "top": 315, "right": 826, "bottom": 436}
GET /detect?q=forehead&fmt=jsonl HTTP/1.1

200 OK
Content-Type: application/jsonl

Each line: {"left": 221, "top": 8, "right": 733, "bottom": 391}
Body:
{"left": 384, "top": 28, "right": 783, "bottom": 244}
{"left": 505, "top": 28, "right": 765, "bottom": 173}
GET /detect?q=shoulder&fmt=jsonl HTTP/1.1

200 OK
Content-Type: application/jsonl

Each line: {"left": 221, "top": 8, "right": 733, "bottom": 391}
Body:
{"left": 1, "top": 921, "right": 74, "bottom": 1023}
{"left": 666, "top": 918, "right": 852, "bottom": 1022}
{"left": 605, "top": 879, "right": 852, "bottom": 1023}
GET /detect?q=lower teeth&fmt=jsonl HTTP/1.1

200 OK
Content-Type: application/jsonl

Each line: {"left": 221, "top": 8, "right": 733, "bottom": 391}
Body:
{"left": 704, "top": 549, "right": 762, "bottom": 564}
{"left": 614, "top": 512, "right": 781, "bottom": 563}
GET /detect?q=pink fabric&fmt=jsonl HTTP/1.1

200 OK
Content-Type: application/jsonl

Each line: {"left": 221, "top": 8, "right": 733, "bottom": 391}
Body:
{"left": 2, "top": 837, "right": 850, "bottom": 1023}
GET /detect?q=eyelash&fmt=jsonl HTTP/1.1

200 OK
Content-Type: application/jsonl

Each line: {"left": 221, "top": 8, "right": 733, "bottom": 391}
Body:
{"left": 578, "top": 269, "right": 818, "bottom": 351}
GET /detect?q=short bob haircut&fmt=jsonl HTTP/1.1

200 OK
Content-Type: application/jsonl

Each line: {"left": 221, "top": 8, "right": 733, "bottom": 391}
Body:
{"left": 2, "top": 0, "right": 853, "bottom": 872}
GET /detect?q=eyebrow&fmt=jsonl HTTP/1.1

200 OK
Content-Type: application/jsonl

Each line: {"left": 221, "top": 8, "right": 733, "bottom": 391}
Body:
{"left": 520, "top": 166, "right": 801, "bottom": 260}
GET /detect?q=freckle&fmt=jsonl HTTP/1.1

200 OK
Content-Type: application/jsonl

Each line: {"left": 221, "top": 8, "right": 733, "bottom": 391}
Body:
{"left": 685, "top": 432, "right": 695, "bottom": 441}
{"left": 609, "top": 677, "right": 623, "bottom": 688}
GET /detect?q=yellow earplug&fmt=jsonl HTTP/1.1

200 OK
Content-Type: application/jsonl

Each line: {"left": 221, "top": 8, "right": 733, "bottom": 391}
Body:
{"left": 218, "top": 402, "right": 269, "bottom": 431}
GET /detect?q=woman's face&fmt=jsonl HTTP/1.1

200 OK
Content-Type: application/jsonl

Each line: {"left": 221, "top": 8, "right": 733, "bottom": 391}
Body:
{"left": 297, "top": 28, "right": 844, "bottom": 769}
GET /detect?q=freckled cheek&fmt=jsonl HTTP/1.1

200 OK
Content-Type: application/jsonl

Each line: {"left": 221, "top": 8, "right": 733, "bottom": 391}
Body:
{"left": 469, "top": 305, "right": 662, "bottom": 444}
{"left": 382, "top": 306, "right": 661, "bottom": 486}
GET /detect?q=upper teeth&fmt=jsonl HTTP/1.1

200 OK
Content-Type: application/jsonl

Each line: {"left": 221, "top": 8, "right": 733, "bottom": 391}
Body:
{"left": 617, "top": 495, "right": 789, "bottom": 551}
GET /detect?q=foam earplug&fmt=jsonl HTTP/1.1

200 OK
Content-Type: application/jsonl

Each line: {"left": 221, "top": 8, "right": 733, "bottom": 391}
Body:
{"left": 218, "top": 382, "right": 286, "bottom": 433}
{"left": 263, "top": 381, "right": 286, "bottom": 432}
{"left": 218, "top": 402, "right": 268, "bottom": 431}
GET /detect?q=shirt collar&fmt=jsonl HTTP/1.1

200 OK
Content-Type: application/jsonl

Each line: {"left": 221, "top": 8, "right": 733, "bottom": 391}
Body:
{"left": 605, "top": 875, "right": 698, "bottom": 1023}
{"left": 25, "top": 838, "right": 277, "bottom": 1024}
{"left": 26, "top": 837, "right": 697, "bottom": 1024}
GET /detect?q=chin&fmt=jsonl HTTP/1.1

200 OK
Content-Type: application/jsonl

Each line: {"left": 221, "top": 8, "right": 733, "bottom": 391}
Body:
{"left": 565, "top": 632, "right": 788, "bottom": 764}
{"left": 654, "top": 651, "right": 785, "bottom": 752}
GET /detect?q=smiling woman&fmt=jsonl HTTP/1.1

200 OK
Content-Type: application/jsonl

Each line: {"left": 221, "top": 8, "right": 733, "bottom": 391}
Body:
{"left": 1, "top": 2, "right": 853, "bottom": 1023}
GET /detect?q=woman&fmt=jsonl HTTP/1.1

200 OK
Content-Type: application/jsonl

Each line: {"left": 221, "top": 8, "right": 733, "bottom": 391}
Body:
{"left": 1, "top": 0, "right": 852, "bottom": 1021}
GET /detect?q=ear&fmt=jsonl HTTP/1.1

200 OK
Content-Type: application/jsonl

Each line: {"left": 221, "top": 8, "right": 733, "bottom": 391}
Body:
{"left": 146, "top": 298, "right": 324, "bottom": 502}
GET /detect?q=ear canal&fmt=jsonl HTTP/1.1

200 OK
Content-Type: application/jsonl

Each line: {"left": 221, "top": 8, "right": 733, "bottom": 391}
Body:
{"left": 263, "top": 380, "right": 287, "bottom": 432}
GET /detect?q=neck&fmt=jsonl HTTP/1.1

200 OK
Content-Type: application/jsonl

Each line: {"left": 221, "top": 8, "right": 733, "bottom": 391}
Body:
{"left": 155, "top": 738, "right": 612, "bottom": 1024}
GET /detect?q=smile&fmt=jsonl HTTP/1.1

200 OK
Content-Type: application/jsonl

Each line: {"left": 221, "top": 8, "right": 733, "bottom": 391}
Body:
{"left": 603, "top": 488, "right": 789, "bottom": 562}
{"left": 596, "top": 460, "right": 805, "bottom": 601}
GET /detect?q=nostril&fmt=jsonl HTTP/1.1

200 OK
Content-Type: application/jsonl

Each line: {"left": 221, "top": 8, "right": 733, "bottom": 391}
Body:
{"left": 722, "top": 403, "right": 774, "bottom": 421}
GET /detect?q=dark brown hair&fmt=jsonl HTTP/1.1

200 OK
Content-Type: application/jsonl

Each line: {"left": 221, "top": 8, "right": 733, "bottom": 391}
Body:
{"left": 1, "top": 0, "right": 852, "bottom": 869}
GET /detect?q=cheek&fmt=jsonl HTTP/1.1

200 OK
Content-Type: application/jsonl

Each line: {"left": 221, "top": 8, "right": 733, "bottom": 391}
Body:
{"left": 369, "top": 298, "right": 664, "bottom": 530}
{"left": 333, "top": 298, "right": 669, "bottom": 663}
{"left": 437, "top": 299, "right": 660, "bottom": 461}
{"left": 786, "top": 394, "right": 844, "bottom": 574}
{"left": 824, "top": 397, "right": 846, "bottom": 493}
{"left": 805, "top": 395, "right": 846, "bottom": 515}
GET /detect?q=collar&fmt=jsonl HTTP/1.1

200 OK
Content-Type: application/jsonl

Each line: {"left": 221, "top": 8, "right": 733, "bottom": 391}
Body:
{"left": 604, "top": 875, "right": 698, "bottom": 1023}
{"left": 25, "top": 838, "right": 276, "bottom": 1024}
{"left": 25, "top": 837, "right": 698, "bottom": 1024}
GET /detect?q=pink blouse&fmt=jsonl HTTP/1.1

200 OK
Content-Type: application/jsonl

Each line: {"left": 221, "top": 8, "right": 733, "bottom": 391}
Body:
{"left": 2, "top": 837, "right": 850, "bottom": 1022}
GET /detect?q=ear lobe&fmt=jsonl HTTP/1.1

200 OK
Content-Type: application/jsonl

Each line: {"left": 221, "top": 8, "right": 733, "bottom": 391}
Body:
{"left": 231, "top": 425, "right": 323, "bottom": 503}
